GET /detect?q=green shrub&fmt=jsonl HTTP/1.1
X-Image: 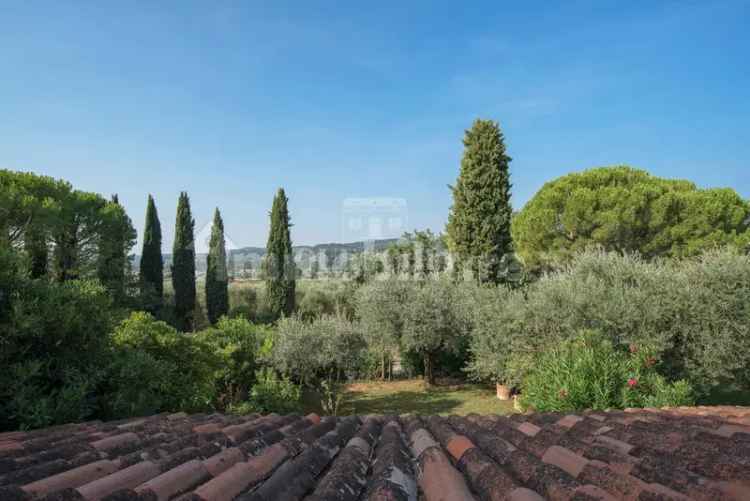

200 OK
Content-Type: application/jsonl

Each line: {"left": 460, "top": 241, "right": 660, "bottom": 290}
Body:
{"left": 1, "top": 278, "right": 115, "bottom": 430}
{"left": 112, "top": 312, "right": 219, "bottom": 412}
{"left": 228, "top": 304, "right": 254, "bottom": 321}
{"left": 195, "top": 317, "right": 260, "bottom": 409}
{"left": 99, "top": 348, "right": 174, "bottom": 419}
{"left": 297, "top": 289, "right": 334, "bottom": 321}
{"left": 229, "top": 367, "right": 301, "bottom": 414}
{"left": 519, "top": 330, "right": 694, "bottom": 412}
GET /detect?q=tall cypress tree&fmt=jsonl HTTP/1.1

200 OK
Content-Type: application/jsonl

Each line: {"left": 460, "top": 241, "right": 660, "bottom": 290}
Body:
{"left": 446, "top": 119, "right": 514, "bottom": 283}
{"left": 264, "top": 188, "right": 295, "bottom": 318}
{"left": 172, "top": 192, "right": 196, "bottom": 331}
{"left": 205, "top": 207, "right": 229, "bottom": 324}
{"left": 139, "top": 195, "right": 164, "bottom": 312}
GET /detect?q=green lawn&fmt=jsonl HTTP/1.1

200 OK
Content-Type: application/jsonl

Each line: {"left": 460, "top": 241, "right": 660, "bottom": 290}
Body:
{"left": 302, "top": 379, "right": 516, "bottom": 416}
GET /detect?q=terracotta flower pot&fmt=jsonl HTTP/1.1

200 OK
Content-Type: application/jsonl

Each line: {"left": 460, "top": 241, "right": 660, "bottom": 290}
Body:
{"left": 496, "top": 383, "right": 511, "bottom": 400}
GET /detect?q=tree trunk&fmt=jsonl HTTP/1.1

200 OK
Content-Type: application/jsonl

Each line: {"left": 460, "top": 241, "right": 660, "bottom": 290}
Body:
{"left": 381, "top": 352, "right": 386, "bottom": 380}
{"left": 423, "top": 352, "right": 435, "bottom": 386}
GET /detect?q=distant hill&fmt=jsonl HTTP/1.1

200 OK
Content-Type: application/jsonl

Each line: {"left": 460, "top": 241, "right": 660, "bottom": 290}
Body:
{"left": 132, "top": 238, "right": 399, "bottom": 275}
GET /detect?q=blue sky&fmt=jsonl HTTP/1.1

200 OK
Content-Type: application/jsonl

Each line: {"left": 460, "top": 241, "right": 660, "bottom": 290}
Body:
{"left": 2, "top": 1, "right": 748, "bottom": 249}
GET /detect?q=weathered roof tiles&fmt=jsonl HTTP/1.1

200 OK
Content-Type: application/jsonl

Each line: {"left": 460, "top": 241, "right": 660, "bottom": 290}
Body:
{"left": 0, "top": 405, "right": 749, "bottom": 500}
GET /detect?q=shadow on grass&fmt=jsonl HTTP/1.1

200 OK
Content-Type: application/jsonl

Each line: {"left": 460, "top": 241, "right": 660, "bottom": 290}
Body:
{"left": 341, "top": 390, "right": 464, "bottom": 416}
{"left": 699, "top": 387, "right": 750, "bottom": 406}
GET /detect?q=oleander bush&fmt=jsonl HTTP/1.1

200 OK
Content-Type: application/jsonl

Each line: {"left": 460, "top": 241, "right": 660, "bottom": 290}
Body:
{"left": 518, "top": 330, "right": 694, "bottom": 412}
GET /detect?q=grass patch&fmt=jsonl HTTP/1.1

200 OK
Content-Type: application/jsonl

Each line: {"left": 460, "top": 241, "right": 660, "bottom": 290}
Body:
{"left": 302, "top": 378, "right": 516, "bottom": 416}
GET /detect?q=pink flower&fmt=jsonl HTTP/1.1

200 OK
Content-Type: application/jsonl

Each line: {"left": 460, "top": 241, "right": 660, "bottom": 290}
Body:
{"left": 627, "top": 378, "right": 638, "bottom": 388}
{"left": 629, "top": 344, "right": 638, "bottom": 354}
{"left": 645, "top": 357, "right": 657, "bottom": 368}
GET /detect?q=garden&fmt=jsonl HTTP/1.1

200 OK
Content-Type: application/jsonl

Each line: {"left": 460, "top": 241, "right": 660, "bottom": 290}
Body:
{"left": 2, "top": 120, "right": 749, "bottom": 431}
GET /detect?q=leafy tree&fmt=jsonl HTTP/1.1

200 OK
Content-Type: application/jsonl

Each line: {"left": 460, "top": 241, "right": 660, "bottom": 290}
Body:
{"left": 172, "top": 192, "right": 196, "bottom": 331}
{"left": 446, "top": 119, "right": 514, "bottom": 283}
{"left": 139, "top": 195, "right": 164, "bottom": 313}
{"left": 354, "top": 279, "right": 412, "bottom": 379}
{"left": 263, "top": 188, "right": 296, "bottom": 318}
{"left": 512, "top": 166, "right": 750, "bottom": 271}
{"left": 401, "top": 278, "right": 470, "bottom": 385}
{"left": 97, "top": 195, "right": 136, "bottom": 305}
{"left": 206, "top": 208, "right": 229, "bottom": 324}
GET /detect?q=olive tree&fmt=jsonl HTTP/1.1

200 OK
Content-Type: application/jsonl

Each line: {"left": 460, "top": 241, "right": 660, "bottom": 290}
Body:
{"left": 401, "top": 278, "right": 471, "bottom": 385}
{"left": 354, "top": 278, "right": 412, "bottom": 379}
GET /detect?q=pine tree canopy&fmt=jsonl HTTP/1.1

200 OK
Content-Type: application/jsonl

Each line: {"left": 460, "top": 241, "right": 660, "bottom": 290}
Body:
{"left": 446, "top": 118, "right": 514, "bottom": 283}
{"left": 172, "top": 191, "right": 196, "bottom": 331}
{"left": 97, "top": 194, "right": 136, "bottom": 305}
{"left": 264, "top": 188, "right": 296, "bottom": 319}
{"left": 205, "top": 207, "right": 229, "bottom": 325}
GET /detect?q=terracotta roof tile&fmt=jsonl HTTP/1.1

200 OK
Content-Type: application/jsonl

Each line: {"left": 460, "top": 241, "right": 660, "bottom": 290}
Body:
{"left": 1, "top": 406, "right": 749, "bottom": 500}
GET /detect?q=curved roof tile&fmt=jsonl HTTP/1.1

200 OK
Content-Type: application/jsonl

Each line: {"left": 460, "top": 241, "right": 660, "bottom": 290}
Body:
{"left": 0, "top": 406, "right": 748, "bottom": 500}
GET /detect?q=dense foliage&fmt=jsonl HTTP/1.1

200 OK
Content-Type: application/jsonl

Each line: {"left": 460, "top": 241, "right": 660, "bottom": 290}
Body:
{"left": 206, "top": 208, "right": 229, "bottom": 324}
{"left": 229, "top": 368, "right": 301, "bottom": 415}
{"left": 171, "top": 192, "right": 197, "bottom": 331}
{"left": 466, "top": 249, "right": 750, "bottom": 397}
{"left": 109, "top": 312, "right": 218, "bottom": 415}
{"left": 264, "top": 188, "right": 296, "bottom": 318}
{"left": 446, "top": 119, "right": 515, "bottom": 283}
{"left": 519, "top": 331, "right": 694, "bottom": 412}
{"left": 513, "top": 166, "right": 750, "bottom": 271}
{"left": 1, "top": 262, "right": 116, "bottom": 430}
{"left": 195, "top": 317, "right": 264, "bottom": 409}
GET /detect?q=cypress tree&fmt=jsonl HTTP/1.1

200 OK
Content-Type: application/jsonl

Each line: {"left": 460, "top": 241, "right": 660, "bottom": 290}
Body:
{"left": 446, "top": 118, "right": 514, "bottom": 283}
{"left": 172, "top": 192, "right": 196, "bottom": 331}
{"left": 139, "top": 195, "right": 164, "bottom": 312}
{"left": 264, "top": 188, "right": 296, "bottom": 318}
{"left": 205, "top": 207, "right": 229, "bottom": 324}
